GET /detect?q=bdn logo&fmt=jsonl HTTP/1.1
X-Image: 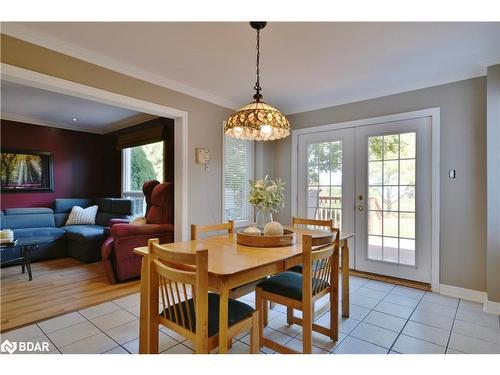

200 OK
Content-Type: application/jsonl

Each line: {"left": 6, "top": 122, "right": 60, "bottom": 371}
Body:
{"left": 1, "top": 339, "right": 50, "bottom": 354}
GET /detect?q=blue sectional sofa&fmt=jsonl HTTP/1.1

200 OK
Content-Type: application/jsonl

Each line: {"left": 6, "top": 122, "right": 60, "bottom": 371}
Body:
{"left": 1, "top": 198, "right": 139, "bottom": 263}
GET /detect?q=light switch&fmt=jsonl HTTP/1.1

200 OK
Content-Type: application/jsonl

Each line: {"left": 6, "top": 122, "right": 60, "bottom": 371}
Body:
{"left": 448, "top": 170, "right": 456, "bottom": 179}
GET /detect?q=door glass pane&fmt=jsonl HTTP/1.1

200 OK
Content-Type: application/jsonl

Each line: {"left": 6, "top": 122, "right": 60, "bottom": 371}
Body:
{"left": 369, "top": 161, "right": 383, "bottom": 185}
{"left": 306, "top": 141, "right": 342, "bottom": 228}
{"left": 368, "top": 235, "right": 382, "bottom": 260}
{"left": 367, "top": 132, "right": 416, "bottom": 265}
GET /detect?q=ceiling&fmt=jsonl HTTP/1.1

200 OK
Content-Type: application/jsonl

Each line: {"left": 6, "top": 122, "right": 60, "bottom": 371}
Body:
{"left": 0, "top": 80, "right": 150, "bottom": 133}
{"left": 2, "top": 22, "right": 500, "bottom": 114}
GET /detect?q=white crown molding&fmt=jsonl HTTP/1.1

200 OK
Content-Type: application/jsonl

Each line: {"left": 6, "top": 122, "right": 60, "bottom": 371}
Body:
{"left": 439, "top": 284, "right": 487, "bottom": 303}
{"left": 484, "top": 300, "right": 500, "bottom": 315}
{"left": 0, "top": 112, "right": 104, "bottom": 134}
{"left": 1, "top": 23, "right": 240, "bottom": 111}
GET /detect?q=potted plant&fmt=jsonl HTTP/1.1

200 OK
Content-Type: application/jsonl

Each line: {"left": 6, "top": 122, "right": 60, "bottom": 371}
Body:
{"left": 248, "top": 175, "right": 285, "bottom": 230}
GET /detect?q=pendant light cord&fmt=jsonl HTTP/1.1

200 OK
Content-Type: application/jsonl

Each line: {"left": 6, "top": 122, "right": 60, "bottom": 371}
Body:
{"left": 253, "top": 28, "right": 262, "bottom": 101}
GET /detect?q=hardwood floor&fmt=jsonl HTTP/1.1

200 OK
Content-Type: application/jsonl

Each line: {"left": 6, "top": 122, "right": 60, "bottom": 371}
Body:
{"left": 0, "top": 257, "right": 140, "bottom": 332}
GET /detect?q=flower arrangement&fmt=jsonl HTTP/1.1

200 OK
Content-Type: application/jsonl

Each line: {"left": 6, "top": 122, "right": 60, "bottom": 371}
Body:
{"left": 248, "top": 175, "right": 285, "bottom": 213}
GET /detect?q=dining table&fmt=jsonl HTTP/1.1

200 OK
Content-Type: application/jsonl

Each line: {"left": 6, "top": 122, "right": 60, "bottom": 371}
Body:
{"left": 133, "top": 226, "right": 354, "bottom": 353}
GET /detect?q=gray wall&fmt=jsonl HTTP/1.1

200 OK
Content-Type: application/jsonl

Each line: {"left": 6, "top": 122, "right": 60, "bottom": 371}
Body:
{"left": 273, "top": 78, "right": 487, "bottom": 291}
{"left": 487, "top": 65, "right": 500, "bottom": 302}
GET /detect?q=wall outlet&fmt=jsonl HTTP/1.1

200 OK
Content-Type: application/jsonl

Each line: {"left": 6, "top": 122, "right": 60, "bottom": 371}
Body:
{"left": 448, "top": 169, "right": 456, "bottom": 179}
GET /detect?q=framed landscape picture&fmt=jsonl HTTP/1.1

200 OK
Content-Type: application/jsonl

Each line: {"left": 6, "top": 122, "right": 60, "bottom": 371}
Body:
{"left": 1, "top": 149, "right": 54, "bottom": 192}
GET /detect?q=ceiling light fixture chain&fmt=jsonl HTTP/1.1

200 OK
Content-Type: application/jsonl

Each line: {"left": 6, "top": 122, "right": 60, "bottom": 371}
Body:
{"left": 254, "top": 27, "right": 262, "bottom": 101}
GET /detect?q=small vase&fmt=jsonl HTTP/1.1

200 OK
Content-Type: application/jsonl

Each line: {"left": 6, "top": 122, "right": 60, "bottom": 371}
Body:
{"left": 255, "top": 210, "right": 273, "bottom": 231}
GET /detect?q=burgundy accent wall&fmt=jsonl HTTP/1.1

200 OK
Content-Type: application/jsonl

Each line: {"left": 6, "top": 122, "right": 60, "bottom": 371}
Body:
{"left": 1, "top": 120, "right": 116, "bottom": 209}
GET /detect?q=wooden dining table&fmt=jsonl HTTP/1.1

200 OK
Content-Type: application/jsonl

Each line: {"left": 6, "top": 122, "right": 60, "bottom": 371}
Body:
{"left": 133, "top": 226, "right": 354, "bottom": 354}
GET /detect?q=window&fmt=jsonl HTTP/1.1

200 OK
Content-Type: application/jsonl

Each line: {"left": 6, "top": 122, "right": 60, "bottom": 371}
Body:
{"left": 223, "top": 131, "right": 254, "bottom": 226}
{"left": 122, "top": 140, "right": 164, "bottom": 214}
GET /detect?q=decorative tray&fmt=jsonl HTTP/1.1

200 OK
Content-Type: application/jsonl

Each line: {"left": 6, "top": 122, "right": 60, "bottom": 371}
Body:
{"left": 236, "top": 229, "right": 296, "bottom": 247}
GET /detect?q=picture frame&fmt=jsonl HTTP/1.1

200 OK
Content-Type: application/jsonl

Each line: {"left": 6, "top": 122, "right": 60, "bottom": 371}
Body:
{"left": 0, "top": 149, "right": 54, "bottom": 192}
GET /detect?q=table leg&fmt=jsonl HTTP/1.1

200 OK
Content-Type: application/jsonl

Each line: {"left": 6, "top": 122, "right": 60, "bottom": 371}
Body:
{"left": 21, "top": 246, "right": 26, "bottom": 274}
{"left": 341, "top": 240, "right": 350, "bottom": 318}
{"left": 139, "top": 257, "right": 149, "bottom": 353}
{"left": 25, "top": 245, "right": 35, "bottom": 281}
{"left": 218, "top": 277, "right": 229, "bottom": 354}
{"left": 331, "top": 242, "right": 339, "bottom": 341}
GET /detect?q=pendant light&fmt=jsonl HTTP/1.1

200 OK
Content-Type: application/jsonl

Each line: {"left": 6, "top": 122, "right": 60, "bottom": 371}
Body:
{"left": 225, "top": 22, "right": 290, "bottom": 141}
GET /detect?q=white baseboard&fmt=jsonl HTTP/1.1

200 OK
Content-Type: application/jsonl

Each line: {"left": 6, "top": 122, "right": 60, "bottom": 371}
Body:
{"left": 439, "top": 284, "right": 487, "bottom": 303}
{"left": 484, "top": 300, "right": 500, "bottom": 315}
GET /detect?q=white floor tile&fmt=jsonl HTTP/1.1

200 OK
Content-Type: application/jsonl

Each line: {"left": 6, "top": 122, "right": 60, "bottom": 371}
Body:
{"left": 415, "top": 300, "right": 457, "bottom": 318}
{"left": 349, "top": 322, "right": 398, "bottom": 349}
{"left": 374, "top": 301, "right": 414, "bottom": 319}
{"left": 267, "top": 313, "right": 302, "bottom": 337}
{"left": 283, "top": 338, "right": 329, "bottom": 354}
{"left": 383, "top": 293, "right": 420, "bottom": 308}
{"left": 105, "top": 320, "right": 140, "bottom": 345}
{"left": 79, "top": 302, "right": 122, "bottom": 320}
{"left": 59, "top": 332, "right": 118, "bottom": 354}
{"left": 455, "top": 309, "right": 500, "bottom": 330}
{"left": 402, "top": 321, "right": 450, "bottom": 346}
{"left": 90, "top": 309, "right": 137, "bottom": 331}
{"left": 452, "top": 320, "right": 500, "bottom": 344}
{"left": 409, "top": 309, "right": 454, "bottom": 331}
{"left": 1, "top": 324, "right": 44, "bottom": 342}
{"left": 161, "top": 343, "right": 194, "bottom": 354}
{"left": 295, "top": 330, "right": 346, "bottom": 352}
{"left": 315, "top": 311, "right": 361, "bottom": 335}
{"left": 351, "top": 286, "right": 388, "bottom": 300}
{"left": 262, "top": 327, "right": 293, "bottom": 346}
{"left": 392, "top": 334, "right": 445, "bottom": 354}
{"left": 112, "top": 293, "right": 140, "bottom": 309}
{"left": 363, "top": 311, "right": 407, "bottom": 333}
{"left": 364, "top": 280, "right": 395, "bottom": 292}
{"left": 47, "top": 321, "right": 100, "bottom": 347}
{"left": 350, "top": 294, "right": 380, "bottom": 309}
{"left": 457, "top": 300, "right": 484, "bottom": 314}
{"left": 122, "top": 331, "right": 178, "bottom": 354}
{"left": 38, "top": 312, "right": 86, "bottom": 334}
{"left": 389, "top": 286, "right": 425, "bottom": 300}
{"left": 446, "top": 348, "right": 465, "bottom": 354}
{"left": 333, "top": 336, "right": 388, "bottom": 354}
{"left": 347, "top": 304, "right": 371, "bottom": 321}
{"left": 123, "top": 304, "right": 141, "bottom": 317}
{"left": 227, "top": 340, "right": 251, "bottom": 354}
{"left": 103, "top": 346, "right": 129, "bottom": 354}
{"left": 421, "top": 292, "right": 459, "bottom": 308}
{"left": 448, "top": 332, "right": 500, "bottom": 354}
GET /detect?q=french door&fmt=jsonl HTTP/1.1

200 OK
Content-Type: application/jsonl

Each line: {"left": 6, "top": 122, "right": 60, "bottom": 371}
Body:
{"left": 297, "top": 116, "right": 432, "bottom": 283}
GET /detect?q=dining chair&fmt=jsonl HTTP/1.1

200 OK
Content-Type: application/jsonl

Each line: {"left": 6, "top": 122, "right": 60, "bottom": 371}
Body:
{"left": 145, "top": 238, "right": 259, "bottom": 354}
{"left": 289, "top": 217, "right": 338, "bottom": 321}
{"left": 255, "top": 233, "right": 339, "bottom": 353}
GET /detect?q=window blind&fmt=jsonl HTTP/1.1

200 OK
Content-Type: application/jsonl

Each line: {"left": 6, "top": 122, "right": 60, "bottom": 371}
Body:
{"left": 223, "top": 135, "right": 253, "bottom": 223}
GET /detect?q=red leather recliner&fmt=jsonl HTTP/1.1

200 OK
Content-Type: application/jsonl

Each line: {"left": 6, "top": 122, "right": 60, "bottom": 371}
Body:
{"left": 101, "top": 180, "right": 174, "bottom": 284}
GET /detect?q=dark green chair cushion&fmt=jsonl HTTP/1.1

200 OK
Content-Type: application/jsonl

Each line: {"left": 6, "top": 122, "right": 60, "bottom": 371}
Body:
{"left": 159, "top": 293, "right": 254, "bottom": 337}
{"left": 256, "top": 271, "right": 329, "bottom": 301}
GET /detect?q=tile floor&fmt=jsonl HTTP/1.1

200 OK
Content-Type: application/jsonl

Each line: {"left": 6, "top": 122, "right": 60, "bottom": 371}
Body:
{"left": 1, "top": 275, "right": 499, "bottom": 354}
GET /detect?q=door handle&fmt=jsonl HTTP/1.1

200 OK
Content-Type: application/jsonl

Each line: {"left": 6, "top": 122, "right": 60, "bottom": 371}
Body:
{"left": 357, "top": 205, "right": 364, "bottom": 212}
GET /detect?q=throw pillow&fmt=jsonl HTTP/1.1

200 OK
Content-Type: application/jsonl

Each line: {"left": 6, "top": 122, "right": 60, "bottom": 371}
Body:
{"left": 65, "top": 205, "right": 99, "bottom": 225}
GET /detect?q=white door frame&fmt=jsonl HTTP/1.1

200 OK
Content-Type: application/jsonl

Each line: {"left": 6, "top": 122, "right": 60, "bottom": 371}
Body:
{"left": 1, "top": 63, "right": 189, "bottom": 242}
{"left": 291, "top": 108, "right": 441, "bottom": 291}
